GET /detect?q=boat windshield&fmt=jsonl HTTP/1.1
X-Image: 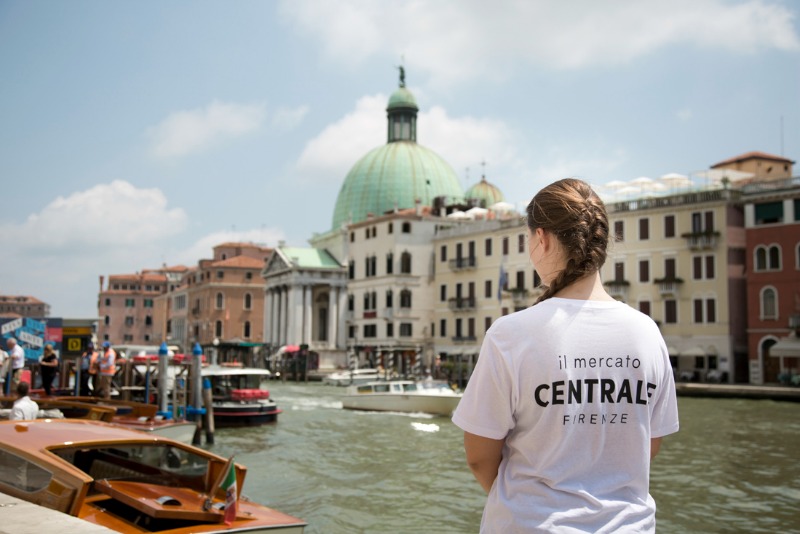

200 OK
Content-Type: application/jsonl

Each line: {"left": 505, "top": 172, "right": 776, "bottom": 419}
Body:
{"left": 213, "top": 374, "right": 264, "bottom": 390}
{"left": 52, "top": 444, "right": 210, "bottom": 492}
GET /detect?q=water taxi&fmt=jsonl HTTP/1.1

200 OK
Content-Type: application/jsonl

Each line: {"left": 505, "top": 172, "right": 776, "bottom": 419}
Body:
{"left": 322, "top": 368, "right": 383, "bottom": 387}
{"left": 0, "top": 419, "right": 306, "bottom": 533}
{"left": 341, "top": 380, "right": 462, "bottom": 416}
{"left": 202, "top": 365, "right": 281, "bottom": 427}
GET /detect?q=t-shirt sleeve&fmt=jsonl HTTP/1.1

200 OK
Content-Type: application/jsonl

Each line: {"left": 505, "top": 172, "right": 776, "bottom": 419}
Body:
{"left": 452, "top": 328, "right": 515, "bottom": 440}
{"left": 649, "top": 342, "right": 680, "bottom": 438}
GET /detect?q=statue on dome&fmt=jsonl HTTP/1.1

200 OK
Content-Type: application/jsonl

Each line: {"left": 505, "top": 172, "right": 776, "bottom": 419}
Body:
{"left": 397, "top": 65, "right": 405, "bottom": 87}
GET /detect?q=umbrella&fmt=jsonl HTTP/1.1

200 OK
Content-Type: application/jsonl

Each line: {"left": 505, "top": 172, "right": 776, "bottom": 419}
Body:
{"left": 446, "top": 210, "right": 469, "bottom": 219}
{"left": 278, "top": 345, "right": 300, "bottom": 354}
{"left": 603, "top": 180, "right": 627, "bottom": 190}
{"left": 465, "top": 206, "right": 489, "bottom": 218}
{"left": 489, "top": 201, "right": 516, "bottom": 212}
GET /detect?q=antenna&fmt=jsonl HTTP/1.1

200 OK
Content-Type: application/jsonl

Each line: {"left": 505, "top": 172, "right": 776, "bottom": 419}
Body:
{"left": 780, "top": 115, "right": 784, "bottom": 156}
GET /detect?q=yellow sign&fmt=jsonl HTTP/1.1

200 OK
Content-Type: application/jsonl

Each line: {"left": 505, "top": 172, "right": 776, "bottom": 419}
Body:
{"left": 66, "top": 337, "right": 83, "bottom": 352}
{"left": 63, "top": 327, "right": 92, "bottom": 336}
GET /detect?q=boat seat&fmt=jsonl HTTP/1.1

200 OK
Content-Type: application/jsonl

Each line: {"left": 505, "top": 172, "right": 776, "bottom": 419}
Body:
{"left": 89, "top": 459, "right": 141, "bottom": 481}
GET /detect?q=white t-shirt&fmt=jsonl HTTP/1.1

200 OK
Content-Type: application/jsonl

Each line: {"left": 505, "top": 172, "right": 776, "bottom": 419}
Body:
{"left": 452, "top": 298, "right": 679, "bottom": 533}
{"left": 9, "top": 345, "right": 24, "bottom": 370}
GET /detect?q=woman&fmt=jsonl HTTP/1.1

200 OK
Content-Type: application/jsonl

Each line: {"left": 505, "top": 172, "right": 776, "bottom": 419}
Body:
{"left": 452, "top": 178, "right": 679, "bottom": 533}
{"left": 39, "top": 344, "right": 59, "bottom": 396}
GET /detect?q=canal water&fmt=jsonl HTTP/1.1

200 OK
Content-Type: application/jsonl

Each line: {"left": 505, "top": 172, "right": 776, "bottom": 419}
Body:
{"left": 209, "top": 382, "right": 800, "bottom": 534}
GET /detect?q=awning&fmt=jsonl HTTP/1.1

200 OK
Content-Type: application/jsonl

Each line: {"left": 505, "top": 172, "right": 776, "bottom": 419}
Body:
{"left": 770, "top": 336, "right": 800, "bottom": 358}
{"left": 680, "top": 347, "right": 706, "bottom": 357}
{"left": 666, "top": 346, "right": 680, "bottom": 356}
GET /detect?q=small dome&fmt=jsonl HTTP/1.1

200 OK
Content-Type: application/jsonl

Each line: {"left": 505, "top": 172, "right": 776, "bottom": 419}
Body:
{"left": 331, "top": 141, "right": 463, "bottom": 229}
{"left": 465, "top": 176, "right": 504, "bottom": 208}
{"left": 387, "top": 87, "right": 418, "bottom": 111}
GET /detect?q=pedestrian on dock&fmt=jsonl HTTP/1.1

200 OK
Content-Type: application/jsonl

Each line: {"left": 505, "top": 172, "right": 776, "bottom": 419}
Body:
{"left": 6, "top": 338, "right": 25, "bottom": 392}
{"left": 453, "top": 178, "right": 680, "bottom": 532}
{"left": 10, "top": 382, "right": 38, "bottom": 420}
{"left": 39, "top": 344, "right": 59, "bottom": 396}
{"left": 97, "top": 341, "right": 117, "bottom": 399}
{"left": 80, "top": 342, "right": 98, "bottom": 396}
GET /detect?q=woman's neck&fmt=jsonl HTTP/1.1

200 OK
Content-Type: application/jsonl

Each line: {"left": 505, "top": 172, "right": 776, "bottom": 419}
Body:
{"left": 553, "top": 271, "right": 615, "bottom": 301}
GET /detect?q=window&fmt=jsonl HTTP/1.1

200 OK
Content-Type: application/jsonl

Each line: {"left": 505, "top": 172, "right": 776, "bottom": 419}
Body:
{"left": 639, "top": 300, "right": 651, "bottom": 317}
{"left": 485, "top": 238, "right": 492, "bottom": 256}
{"left": 244, "top": 293, "right": 252, "bottom": 310}
{"left": 402, "top": 222, "right": 411, "bottom": 233}
{"left": 614, "top": 221, "right": 624, "bottom": 242}
{"left": 365, "top": 256, "right": 377, "bottom": 277}
{"left": 639, "top": 260, "right": 649, "bottom": 283}
{"left": 348, "top": 325, "right": 356, "bottom": 339}
{"left": 246, "top": 271, "right": 253, "bottom": 280}
{"left": 502, "top": 237, "right": 509, "bottom": 255}
{"left": 125, "top": 316, "right": 134, "bottom": 326}
{"left": 706, "top": 256, "right": 715, "bottom": 279}
{"left": 216, "top": 292, "right": 224, "bottom": 309}
{"left": 693, "top": 257, "right": 703, "bottom": 280}
{"left": 145, "top": 316, "right": 152, "bottom": 326}
{"left": 614, "top": 261, "right": 624, "bottom": 282}
{"left": 440, "top": 319, "right": 447, "bottom": 338}
{"left": 518, "top": 234, "right": 525, "bottom": 253}
{"left": 694, "top": 298, "right": 717, "bottom": 323}
{"left": 350, "top": 232, "right": 354, "bottom": 243}
{"left": 516, "top": 270, "right": 525, "bottom": 289}
{"left": 386, "top": 290, "right": 393, "bottom": 308}
{"left": 440, "top": 245, "right": 447, "bottom": 262}
{"left": 664, "top": 258, "right": 677, "bottom": 279}
{"left": 217, "top": 271, "right": 224, "bottom": 279}
{"left": 386, "top": 253, "right": 394, "bottom": 274}
{"left": 387, "top": 322, "right": 394, "bottom": 337}
{"left": 664, "top": 299, "right": 677, "bottom": 324}
{"left": 440, "top": 285, "right": 447, "bottom": 302}
{"left": 761, "top": 287, "right": 778, "bottom": 320}
{"left": 485, "top": 317, "right": 492, "bottom": 332}
{"left": 215, "top": 320, "right": 223, "bottom": 337}
{"left": 244, "top": 321, "right": 251, "bottom": 338}
{"left": 363, "top": 324, "right": 377, "bottom": 338}
{"left": 693, "top": 299, "right": 704, "bottom": 323}
{"left": 125, "top": 298, "right": 135, "bottom": 307}
{"left": 400, "top": 252, "right": 412, "bottom": 274}
{"left": 348, "top": 295, "right": 354, "bottom": 311}
{"left": 143, "top": 298, "right": 153, "bottom": 308}
{"left": 639, "top": 218, "right": 649, "bottom": 240}
{"left": 485, "top": 280, "right": 492, "bottom": 299}
{"left": 364, "top": 291, "right": 377, "bottom": 311}
{"left": 468, "top": 318, "right": 476, "bottom": 338}
{"left": 664, "top": 215, "right": 675, "bottom": 238}
{"left": 706, "top": 299, "right": 716, "bottom": 323}
{"left": 455, "top": 318, "right": 463, "bottom": 338}
{"left": 388, "top": 222, "right": 394, "bottom": 234}
{"left": 104, "top": 298, "right": 111, "bottom": 306}
{"left": 400, "top": 289, "right": 412, "bottom": 308}
{"left": 399, "top": 323, "right": 412, "bottom": 337}
{"left": 104, "top": 315, "right": 110, "bottom": 326}
{"left": 348, "top": 261, "right": 355, "bottom": 279}
{"left": 755, "top": 201, "right": 784, "bottom": 224}
{"left": 754, "top": 245, "right": 781, "bottom": 271}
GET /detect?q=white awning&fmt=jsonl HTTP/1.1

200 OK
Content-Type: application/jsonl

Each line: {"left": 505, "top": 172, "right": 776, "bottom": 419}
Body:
{"left": 771, "top": 336, "right": 800, "bottom": 357}
{"left": 681, "top": 347, "right": 706, "bottom": 357}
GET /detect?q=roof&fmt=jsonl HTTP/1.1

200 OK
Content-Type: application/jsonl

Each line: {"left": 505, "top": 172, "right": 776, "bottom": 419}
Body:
{"left": 331, "top": 141, "right": 463, "bottom": 229}
{"left": 387, "top": 87, "right": 418, "bottom": 111}
{"left": 465, "top": 176, "right": 505, "bottom": 207}
{"left": 277, "top": 247, "right": 343, "bottom": 269}
{"left": 0, "top": 295, "right": 46, "bottom": 304}
{"left": 711, "top": 151, "right": 795, "bottom": 168}
{"left": 0, "top": 419, "right": 162, "bottom": 454}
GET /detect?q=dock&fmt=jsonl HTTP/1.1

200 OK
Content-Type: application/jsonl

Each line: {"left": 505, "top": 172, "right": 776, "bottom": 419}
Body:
{"left": 0, "top": 492, "right": 116, "bottom": 533}
{"left": 676, "top": 383, "right": 800, "bottom": 402}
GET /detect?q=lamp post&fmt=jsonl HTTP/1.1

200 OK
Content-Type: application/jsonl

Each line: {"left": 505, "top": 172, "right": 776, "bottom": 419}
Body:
{"left": 157, "top": 342, "right": 169, "bottom": 414}
{"left": 212, "top": 337, "right": 220, "bottom": 366}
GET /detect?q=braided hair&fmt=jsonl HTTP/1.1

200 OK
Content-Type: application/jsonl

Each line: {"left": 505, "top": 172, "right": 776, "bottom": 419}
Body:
{"left": 526, "top": 178, "right": 609, "bottom": 304}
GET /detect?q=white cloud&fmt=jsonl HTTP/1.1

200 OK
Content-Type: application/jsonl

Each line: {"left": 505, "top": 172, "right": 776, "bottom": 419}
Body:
{"left": 280, "top": 0, "right": 800, "bottom": 86}
{"left": 173, "top": 228, "right": 287, "bottom": 266}
{"left": 272, "top": 105, "right": 311, "bottom": 130}
{"left": 677, "top": 109, "right": 693, "bottom": 122}
{"left": 148, "top": 100, "right": 266, "bottom": 158}
{"left": 1, "top": 180, "right": 187, "bottom": 252}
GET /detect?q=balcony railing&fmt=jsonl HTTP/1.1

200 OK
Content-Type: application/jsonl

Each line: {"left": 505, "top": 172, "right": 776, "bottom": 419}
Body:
{"left": 451, "top": 335, "right": 478, "bottom": 343}
{"left": 603, "top": 280, "right": 629, "bottom": 299}
{"left": 449, "top": 256, "right": 477, "bottom": 271}
{"left": 502, "top": 288, "right": 529, "bottom": 304}
{"left": 655, "top": 277, "right": 684, "bottom": 296}
{"left": 682, "top": 231, "right": 720, "bottom": 251}
{"left": 448, "top": 297, "right": 476, "bottom": 311}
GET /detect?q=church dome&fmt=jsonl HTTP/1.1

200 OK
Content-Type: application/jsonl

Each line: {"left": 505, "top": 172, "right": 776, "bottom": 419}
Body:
{"left": 331, "top": 72, "right": 463, "bottom": 229}
{"left": 465, "top": 176, "right": 505, "bottom": 208}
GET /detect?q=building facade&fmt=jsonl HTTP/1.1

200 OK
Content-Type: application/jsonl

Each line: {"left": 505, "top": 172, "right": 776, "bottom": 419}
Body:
{"left": 0, "top": 295, "right": 50, "bottom": 318}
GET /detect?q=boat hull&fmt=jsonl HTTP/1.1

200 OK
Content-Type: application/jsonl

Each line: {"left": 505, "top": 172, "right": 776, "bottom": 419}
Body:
{"left": 211, "top": 401, "right": 282, "bottom": 427}
{"left": 342, "top": 393, "right": 460, "bottom": 416}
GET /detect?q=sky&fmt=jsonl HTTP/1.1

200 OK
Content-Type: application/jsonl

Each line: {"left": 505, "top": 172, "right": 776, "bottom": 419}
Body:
{"left": 1, "top": 0, "right": 798, "bottom": 318}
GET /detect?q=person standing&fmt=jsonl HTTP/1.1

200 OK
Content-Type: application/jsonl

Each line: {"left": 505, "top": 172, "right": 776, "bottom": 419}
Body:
{"left": 6, "top": 338, "right": 25, "bottom": 392}
{"left": 98, "top": 341, "right": 116, "bottom": 399}
{"left": 452, "top": 178, "right": 679, "bottom": 533}
{"left": 39, "top": 344, "right": 59, "bottom": 396}
{"left": 10, "top": 381, "right": 39, "bottom": 420}
{"left": 80, "top": 342, "right": 98, "bottom": 396}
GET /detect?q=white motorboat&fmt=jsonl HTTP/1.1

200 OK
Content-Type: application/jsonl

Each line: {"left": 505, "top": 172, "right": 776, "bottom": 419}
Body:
{"left": 341, "top": 380, "right": 462, "bottom": 416}
{"left": 322, "top": 368, "right": 383, "bottom": 386}
{"left": 201, "top": 365, "right": 281, "bottom": 426}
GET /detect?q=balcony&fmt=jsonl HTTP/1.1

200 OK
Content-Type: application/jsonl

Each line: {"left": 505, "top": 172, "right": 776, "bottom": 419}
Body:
{"left": 449, "top": 256, "right": 477, "bottom": 271}
{"left": 451, "top": 335, "right": 478, "bottom": 343}
{"left": 448, "top": 297, "right": 476, "bottom": 312}
{"left": 503, "top": 288, "right": 530, "bottom": 304}
{"left": 682, "top": 230, "right": 720, "bottom": 251}
{"left": 655, "top": 277, "right": 684, "bottom": 296}
{"left": 603, "top": 280, "right": 629, "bottom": 300}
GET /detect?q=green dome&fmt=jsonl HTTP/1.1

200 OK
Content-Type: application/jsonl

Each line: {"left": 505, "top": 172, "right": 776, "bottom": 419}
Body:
{"left": 332, "top": 141, "right": 463, "bottom": 229}
{"left": 387, "top": 87, "right": 418, "bottom": 111}
{"left": 465, "top": 177, "right": 505, "bottom": 208}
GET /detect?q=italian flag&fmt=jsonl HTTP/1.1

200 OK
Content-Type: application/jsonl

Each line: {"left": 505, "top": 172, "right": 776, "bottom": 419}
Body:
{"left": 221, "top": 457, "right": 238, "bottom": 525}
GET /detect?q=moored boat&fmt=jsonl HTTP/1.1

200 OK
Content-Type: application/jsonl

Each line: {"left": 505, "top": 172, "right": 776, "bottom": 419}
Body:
{"left": 201, "top": 365, "right": 281, "bottom": 427}
{"left": 0, "top": 419, "right": 306, "bottom": 533}
{"left": 341, "top": 380, "right": 462, "bottom": 416}
{"left": 322, "top": 368, "right": 384, "bottom": 386}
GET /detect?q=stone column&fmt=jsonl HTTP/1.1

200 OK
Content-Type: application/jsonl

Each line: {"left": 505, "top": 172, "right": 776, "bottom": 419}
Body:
{"left": 264, "top": 288, "right": 272, "bottom": 346}
{"left": 337, "top": 285, "right": 348, "bottom": 350}
{"left": 304, "top": 285, "right": 313, "bottom": 344}
{"left": 328, "top": 287, "right": 338, "bottom": 347}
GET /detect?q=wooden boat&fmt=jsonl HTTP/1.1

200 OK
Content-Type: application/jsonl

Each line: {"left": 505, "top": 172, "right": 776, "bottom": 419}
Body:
{"left": 201, "top": 365, "right": 281, "bottom": 427}
{"left": 322, "top": 368, "right": 384, "bottom": 386}
{"left": 49, "top": 396, "right": 198, "bottom": 444}
{"left": 0, "top": 419, "right": 306, "bottom": 533}
{"left": 341, "top": 380, "right": 462, "bottom": 416}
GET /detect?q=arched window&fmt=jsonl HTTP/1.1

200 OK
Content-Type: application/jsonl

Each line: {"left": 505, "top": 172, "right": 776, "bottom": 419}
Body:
{"left": 755, "top": 246, "right": 767, "bottom": 271}
{"left": 215, "top": 320, "right": 223, "bottom": 337}
{"left": 243, "top": 321, "right": 251, "bottom": 338}
{"left": 760, "top": 287, "right": 778, "bottom": 320}
{"left": 386, "top": 290, "right": 393, "bottom": 308}
{"left": 216, "top": 292, "right": 224, "bottom": 309}
{"left": 400, "top": 252, "right": 412, "bottom": 274}
{"left": 386, "top": 253, "right": 394, "bottom": 274}
{"left": 244, "top": 293, "right": 252, "bottom": 310}
{"left": 400, "top": 289, "right": 412, "bottom": 308}
{"left": 768, "top": 245, "right": 781, "bottom": 270}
